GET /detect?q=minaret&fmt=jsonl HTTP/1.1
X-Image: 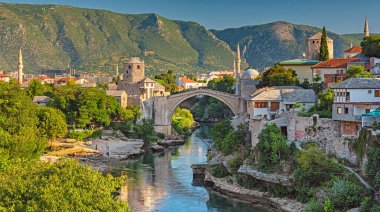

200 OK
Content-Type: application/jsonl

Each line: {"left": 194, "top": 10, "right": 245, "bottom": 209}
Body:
{"left": 116, "top": 64, "right": 119, "bottom": 77}
{"left": 17, "top": 48, "right": 23, "bottom": 84}
{"left": 235, "top": 44, "right": 241, "bottom": 96}
{"left": 364, "top": 17, "right": 369, "bottom": 37}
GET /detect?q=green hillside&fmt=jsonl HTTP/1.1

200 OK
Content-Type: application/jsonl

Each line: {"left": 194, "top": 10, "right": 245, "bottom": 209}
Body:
{"left": 0, "top": 3, "right": 235, "bottom": 75}
{"left": 211, "top": 22, "right": 367, "bottom": 69}
{"left": 0, "top": 3, "right": 371, "bottom": 74}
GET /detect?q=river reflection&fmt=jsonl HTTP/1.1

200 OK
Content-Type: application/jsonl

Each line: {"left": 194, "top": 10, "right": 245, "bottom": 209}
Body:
{"left": 106, "top": 126, "right": 270, "bottom": 212}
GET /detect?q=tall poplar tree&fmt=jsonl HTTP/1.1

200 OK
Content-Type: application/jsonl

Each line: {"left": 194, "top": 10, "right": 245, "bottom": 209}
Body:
{"left": 319, "top": 26, "right": 329, "bottom": 61}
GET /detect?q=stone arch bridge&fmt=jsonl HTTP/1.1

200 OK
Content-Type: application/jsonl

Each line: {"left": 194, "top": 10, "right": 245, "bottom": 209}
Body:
{"left": 143, "top": 88, "right": 246, "bottom": 135}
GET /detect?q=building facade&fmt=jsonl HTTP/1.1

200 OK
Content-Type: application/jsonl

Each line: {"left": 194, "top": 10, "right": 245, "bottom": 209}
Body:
{"left": 278, "top": 59, "right": 320, "bottom": 82}
{"left": 177, "top": 77, "right": 207, "bottom": 89}
{"left": 331, "top": 78, "right": 380, "bottom": 136}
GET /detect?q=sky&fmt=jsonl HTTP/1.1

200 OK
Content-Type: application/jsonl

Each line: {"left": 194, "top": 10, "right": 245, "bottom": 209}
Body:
{"left": 1, "top": 0, "right": 379, "bottom": 34}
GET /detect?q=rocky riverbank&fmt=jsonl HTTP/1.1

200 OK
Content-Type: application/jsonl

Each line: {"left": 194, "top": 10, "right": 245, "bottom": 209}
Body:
{"left": 202, "top": 170, "right": 306, "bottom": 212}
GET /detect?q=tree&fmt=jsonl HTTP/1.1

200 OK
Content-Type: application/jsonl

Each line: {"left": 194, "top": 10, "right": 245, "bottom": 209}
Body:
{"left": 97, "top": 82, "right": 109, "bottom": 90}
{"left": 126, "top": 104, "right": 141, "bottom": 124}
{"left": 172, "top": 107, "right": 194, "bottom": 135}
{"left": 361, "top": 35, "right": 380, "bottom": 58}
{"left": 36, "top": 106, "right": 67, "bottom": 140}
{"left": 317, "top": 89, "right": 334, "bottom": 111}
{"left": 347, "top": 65, "right": 373, "bottom": 78}
{"left": 0, "top": 80, "right": 46, "bottom": 160}
{"left": 26, "top": 79, "right": 49, "bottom": 97}
{"left": 319, "top": 26, "right": 329, "bottom": 61}
{"left": 186, "top": 74, "right": 197, "bottom": 81}
{"left": 0, "top": 159, "right": 131, "bottom": 211}
{"left": 207, "top": 75, "right": 235, "bottom": 93}
{"left": 154, "top": 70, "right": 178, "bottom": 93}
{"left": 258, "top": 65, "right": 298, "bottom": 88}
{"left": 211, "top": 120, "right": 233, "bottom": 150}
{"left": 256, "top": 124, "right": 290, "bottom": 170}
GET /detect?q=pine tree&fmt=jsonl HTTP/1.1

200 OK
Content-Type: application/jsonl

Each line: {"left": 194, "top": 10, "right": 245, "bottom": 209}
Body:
{"left": 319, "top": 26, "right": 329, "bottom": 61}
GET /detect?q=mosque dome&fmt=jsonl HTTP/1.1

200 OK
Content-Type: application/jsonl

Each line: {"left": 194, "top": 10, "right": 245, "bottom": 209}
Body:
{"left": 242, "top": 69, "right": 259, "bottom": 79}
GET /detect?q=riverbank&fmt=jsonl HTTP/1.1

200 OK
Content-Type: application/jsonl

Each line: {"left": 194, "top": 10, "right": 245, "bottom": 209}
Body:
{"left": 203, "top": 170, "right": 306, "bottom": 212}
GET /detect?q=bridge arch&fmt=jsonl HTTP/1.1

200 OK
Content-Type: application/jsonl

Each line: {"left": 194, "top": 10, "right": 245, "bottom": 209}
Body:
{"left": 149, "top": 89, "right": 245, "bottom": 135}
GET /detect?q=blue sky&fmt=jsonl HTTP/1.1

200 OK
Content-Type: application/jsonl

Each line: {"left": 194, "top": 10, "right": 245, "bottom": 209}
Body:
{"left": 1, "top": 0, "right": 379, "bottom": 34}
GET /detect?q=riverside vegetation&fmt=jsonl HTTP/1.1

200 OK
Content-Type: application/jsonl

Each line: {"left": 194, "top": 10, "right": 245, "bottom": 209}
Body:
{"left": 0, "top": 80, "right": 133, "bottom": 211}
{"left": 209, "top": 122, "right": 380, "bottom": 211}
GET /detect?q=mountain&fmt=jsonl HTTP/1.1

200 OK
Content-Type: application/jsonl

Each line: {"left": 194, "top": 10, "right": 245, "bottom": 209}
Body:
{"left": 211, "top": 22, "right": 364, "bottom": 69}
{"left": 0, "top": 3, "right": 235, "bottom": 74}
{"left": 0, "top": 3, "right": 367, "bottom": 74}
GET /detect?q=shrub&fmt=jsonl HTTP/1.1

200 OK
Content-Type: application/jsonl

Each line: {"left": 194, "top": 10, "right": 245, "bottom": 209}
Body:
{"left": 329, "top": 179, "right": 362, "bottom": 210}
{"left": 306, "top": 199, "right": 323, "bottom": 212}
{"left": 66, "top": 130, "right": 102, "bottom": 141}
{"left": 227, "top": 155, "right": 243, "bottom": 174}
{"left": 366, "top": 147, "right": 380, "bottom": 187}
{"left": 210, "top": 166, "right": 229, "bottom": 178}
{"left": 236, "top": 174, "right": 257, "bottom": 189}
{"left": 323, "top": 199, "right": 334, "bottom": 212}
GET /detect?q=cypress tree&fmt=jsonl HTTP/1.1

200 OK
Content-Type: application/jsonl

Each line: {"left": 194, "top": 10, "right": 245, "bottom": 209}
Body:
{"left": 319, "top": 26, "right": 329, "bottom": 61}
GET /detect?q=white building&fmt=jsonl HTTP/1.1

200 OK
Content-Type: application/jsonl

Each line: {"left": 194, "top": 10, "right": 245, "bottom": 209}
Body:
{"left": 331, "top": 78, "right": 380, "bottom": 136}
{"left": 177, "top": 77, "right": 207, "bottom": 89}
{"left": 370, "top": 57, "right": 380, "bottom": 77}
{"left": 343, "top": 46, "right": 362, "bottom": 59}
{"left": 247, "top": 86, "right": 316, "bottom": 120}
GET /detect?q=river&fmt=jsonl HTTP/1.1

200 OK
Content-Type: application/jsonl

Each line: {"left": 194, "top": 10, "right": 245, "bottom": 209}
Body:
{"left": 105, "top": 126, "right": 270, "bottom": 212}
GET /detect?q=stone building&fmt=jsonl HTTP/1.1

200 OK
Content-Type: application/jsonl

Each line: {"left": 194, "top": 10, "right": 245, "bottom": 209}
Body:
{"left": 118, "top": 57, "right": 168, "bottom": 105}
{"left": 306, "top": 32, "right": 334, "bottom": 60}
{"left": 106, "top": 90, "right": 128, "bottom": 108}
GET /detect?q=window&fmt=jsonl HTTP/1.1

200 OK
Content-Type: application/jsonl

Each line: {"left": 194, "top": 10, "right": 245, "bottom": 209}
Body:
{"left": 346, "top": 92, "right": 350, "bottom": 102}
{"left": 368, "top": 90, "right": 372, "bottom": 94}
{"left": 375, "top": 90, "right": 380, "bottom": 97}
{"left": 366, "top": 109, "right": 370, "bottom": 113}
{"left": 128, "top": 65, "right": 131, "bottom": 69}
{"left": 255, "top": 102, "right": 268, "bottom": 108}
{"left": 344, "top": 107, "right": 349, "bottom": 114}
{"left": 337, "top": 107, "right": 342, "bottom": 114}
{"left": 137, "top": 65, "right": 140, "bottom": 69}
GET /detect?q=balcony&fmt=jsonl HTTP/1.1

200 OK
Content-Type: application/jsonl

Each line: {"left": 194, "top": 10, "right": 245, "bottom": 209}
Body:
{"left": 354, "top": 115, "right": 362, "bottom": 121}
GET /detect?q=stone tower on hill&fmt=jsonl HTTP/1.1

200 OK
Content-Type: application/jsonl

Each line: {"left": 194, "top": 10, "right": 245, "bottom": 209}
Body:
{"left": 306, "top": 32, "right": 334, "bottom": 60}
{"left": 123, "top": 57, "right": 145, "bottom": 83}
{"left": 364, "top": 17, "right": 369, "bottom": 37}
{"left": 18, "top": 48, "right": 23, "bottom": 84}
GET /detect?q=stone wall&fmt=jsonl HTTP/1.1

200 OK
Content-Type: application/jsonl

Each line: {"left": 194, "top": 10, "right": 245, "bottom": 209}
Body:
{"left": 250, "top": 112, "right": 359, "bottom": 164}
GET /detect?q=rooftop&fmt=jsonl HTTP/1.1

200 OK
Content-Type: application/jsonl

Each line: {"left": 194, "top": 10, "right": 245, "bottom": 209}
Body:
{"left": 278, "top": 59, "right": 320, "bottom": 65}
{"left": 344, "top": 45, "right": 363, "bottom": 53}
{"left": 330, "top": 78, "right": 380, "bottom": 89}
{"left": 33, "top": 96, "right": 51, "bottom": 103}
{"left": 179, "top": 77, "right": 198, "bottom": 83}
{"left": 308, "top": 32, "right": 332, "bottom": 41}
{"left": 251, "top": 86, "right": 316, "bottom": 103}
{"left": 312, "top": 58, "right": 360, "bottom": 68}
{"left": 106, "top": 90, "right": 127, "bottom": 96}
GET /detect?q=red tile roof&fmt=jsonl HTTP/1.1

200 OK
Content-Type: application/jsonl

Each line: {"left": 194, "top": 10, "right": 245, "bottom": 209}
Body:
{"left": 179, "top": 77, "right": 197, "bottom": 83}
{"left": 177, "top": 85, "right": 184, "bottom": 90}
{"left": 0, "top": 74, "right": 9, "bottom": 77}
{"left": 344, "top": 45, "right": 362, "bottom": 53}
{"left": 312, "top": 58, "right": 360, "bottom": 68}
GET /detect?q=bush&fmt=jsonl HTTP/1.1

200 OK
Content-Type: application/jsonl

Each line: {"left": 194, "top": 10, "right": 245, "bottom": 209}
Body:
{"left": 66, "top": 130, "right": 102, "bottom": 141}
{"left": 227, "top": 155, "right": 243, "bottom": 174}
{"left": 329, "top": 179, "right": 362, "bottom": 210}
{"left": 366, "top": 147, "right": 380, "bottom": 188}
{"left": 306, "top": 199, "right": 323, "bottom": 212}
{"left": 210, "top": 166, "right": 229, "bottom": 178}
{"left": 236, "top": 174, "right": 257, "bottom": 189}
{"left": 323, "top": 199, "right": 334, "bottom": 212}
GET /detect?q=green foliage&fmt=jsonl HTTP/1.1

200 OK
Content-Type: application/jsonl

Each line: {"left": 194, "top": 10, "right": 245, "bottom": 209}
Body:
{"left": 190, "top": 96, "right": 233, "bottom": 121}
{"left": 210, "top": 166, "right": 229, "bottom": 178}
{"left": 329, "top": 179, "right": 362, "bottom": 210}
{"left": 256, "top": 124, "right": 290, "bottom": 171}
{"left": 323, "top": 199, "right": 334, "bottom": 212}
{"left": 365, "top": 147, "right": 380, "bottom": 189}
{"left": 347, "top": 65, "right": 373, "bottom": 78}
{"left": 207, "top": 75, "right": 235, "bottom": 93}
{"left": 125, "top": 104, "right": 142, "bottom": 124}
{"left": 298, "top": 105, "right": 332, "bottom": 118}
{"left": 97, "top": 82, "right": 109, "bottom": 90}
{"left": 361, "top": 35, "right": 380, "bottom": 58}
{"left": 172, "top": 107, "right": 194, "bottom": 135}
{"left": 258, "top": 65, "right": 299, "bottom": 87}
{"left": 236, "top": 174, "right": 257, "bottom": 190}
{"left": 317, "top": 89, "right": 334, "bottom": 111}
{"left": 26, "top": 79, "right": 51, "bottom": 97}
{"left": 132, "top": 119, "right": 160, "bottom": 144}
{"left": 0, "top": 159, "right": 130, "bottom": 211}
{"left": 36, "top": 106, "right": 67, "bottom": 140}
{"left": 227, "top": 155, "right": 243, "bottom": 174}
{"left": 319, "top": 26, "right": 330, "bottom": 61}
{"left": 49, "top": 85, "right": 122, "bottom": 128}
{"left": 66, "top": 130, "right": 102, "bottom": 141}
{"left": 211, "top": 121, "right": 249, "bottom": 155}
{"left": 153, "top": 70, "right": 179, "bottom": 93}
{"left": 0, "top": 80, "right": 46, "bottom": 160}
{"left": 294, "top": 146, "right": 342, "bottom": 188}
{"left": 306, "top": 199, "right": 323, "bottom": 212}
{"left": 186, "top": 74, "right": 197, "bottom": 81}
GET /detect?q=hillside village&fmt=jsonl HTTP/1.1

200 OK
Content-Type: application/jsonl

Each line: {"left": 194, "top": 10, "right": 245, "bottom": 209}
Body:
{"left": 0, "top": 4, "right": 380, "bottom": 211}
